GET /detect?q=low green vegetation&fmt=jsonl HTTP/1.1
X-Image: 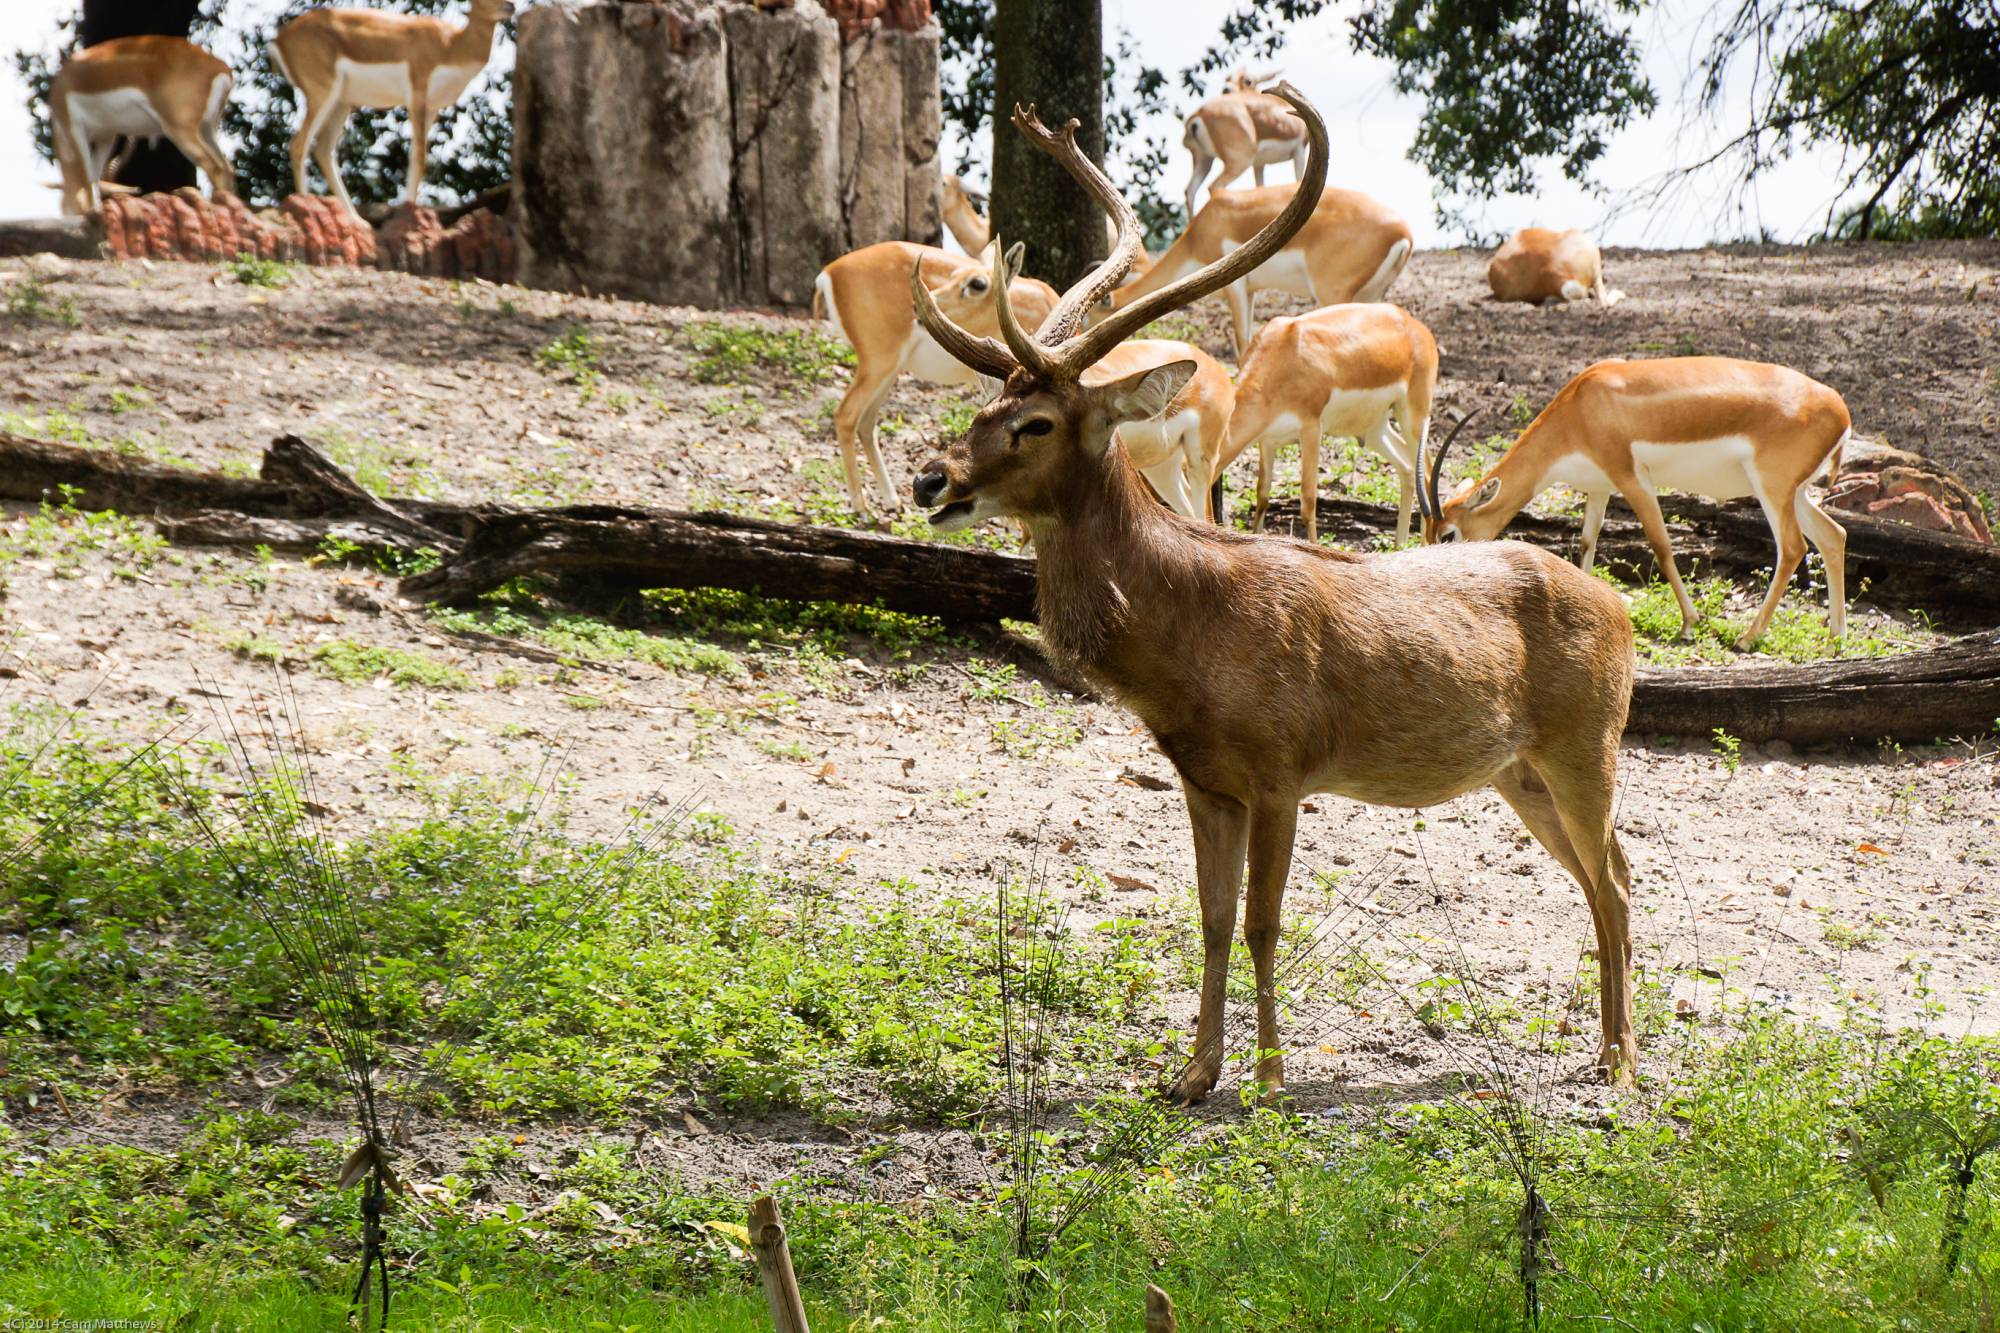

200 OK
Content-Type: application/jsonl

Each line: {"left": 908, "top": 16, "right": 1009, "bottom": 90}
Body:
{"left": 305, "top": 425, "right": 439, "bottom": 499}
{"left": 685, "top": 320, "right": 853, "bottom": 387}
{"left": 0, "top": 489, "right": 168, "bottom": 579}
{"left": 1603, "top": 568, "right": 1935, "bottom": 665}
{"left": 537, "top": 326, "right": 604, "bottom": 399}
{"left": 3, "top": 273, "right": 79, "bottom": 327}
{"left": 224, "top": 633, "right": 473, "bottom": 690}
{"left": 1, "top": 716, "right": 1995, "bottom": 1328}
{"left": 226, "top": 253, "right": 297, "bottom": 288}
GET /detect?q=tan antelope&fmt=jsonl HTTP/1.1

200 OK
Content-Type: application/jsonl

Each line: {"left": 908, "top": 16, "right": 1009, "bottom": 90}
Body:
{"left": 1083, "top": 341, "right": 1234, "bottom": 521}
{"left": 271, "top": 0, "right": 513, "bottom": 215}
{"left": 1106, "top": 185, "right": 1413, "bottom": 360}
{"left": 911, "top": 88, "right": 1639, "bottom": 1103}
{"left": 1424, "top": 357, "right": 1851, "bottom": 649}
{"left": 1224, "top": 302, "right": 1438, "bottom": 543}
{"left": 1488, "top": 228, "right": 1623, "bottom": 306}
{"left": 813, "top": 240, "right": 1058, "bottom": 517}
{"left": 48, "top": 36, "right": 235, "bottom": 217}
{"left": 1182, "top": 69, "right": 1308, "bottom": 216}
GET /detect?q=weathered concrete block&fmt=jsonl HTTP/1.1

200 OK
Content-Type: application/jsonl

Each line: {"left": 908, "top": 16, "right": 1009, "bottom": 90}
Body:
{"left": 898, "top": 24, "right": 942, "bottom": 245}
{"left": 839, "top": 23, "right": 943, "bottom": 251}
{"left": 724, "top": 0, "right": 842, "bottom": 306}
{"left": 512, "top": 2, "right": 737, "bottom": 306}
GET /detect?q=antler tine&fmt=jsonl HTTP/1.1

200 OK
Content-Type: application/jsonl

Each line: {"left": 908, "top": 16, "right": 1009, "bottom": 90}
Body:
{"left": 1422, "top": 409, "right": 1479, "bottom": 518}
{"left": 989, "top": 237, "right": 1059, "bottom": 378}
{"left": 1055, "top": 82, "right": 1329, "bottom": 375}
{"left": 1008, "top": 102, "right": 1146, "bottom": 352}
{"left": 910, "top": 259, "right": 1017, "bottom": 380}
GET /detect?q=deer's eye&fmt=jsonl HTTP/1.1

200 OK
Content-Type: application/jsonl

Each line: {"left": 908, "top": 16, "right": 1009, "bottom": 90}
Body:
{"left": 1014, "top": 418, "right": 1055, "bottom": 441}
{"left": 966, "top": 277, "right": 990, "bottom": 294}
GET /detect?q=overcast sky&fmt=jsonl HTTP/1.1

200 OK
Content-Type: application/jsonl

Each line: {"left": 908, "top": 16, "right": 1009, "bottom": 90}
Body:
{"left": 1, "top": 0, "right": 1851, "bottom": 247}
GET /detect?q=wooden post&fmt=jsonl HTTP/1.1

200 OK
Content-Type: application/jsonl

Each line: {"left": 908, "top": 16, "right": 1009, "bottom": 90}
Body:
{"left": 748, "top": 1195, "right": 811, "bottom": 1333}
{"left": 1144, "top": 1283, "right": 1176, "bottom": 1332}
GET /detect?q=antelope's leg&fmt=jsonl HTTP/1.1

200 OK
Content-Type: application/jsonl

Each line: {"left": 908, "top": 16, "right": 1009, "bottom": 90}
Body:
{"left": 1184, "top": 149, "right": 1214, "bottom": 218}
{"left": 1243, "top": 794, "right": 1299, "bottom": 1098}
{"left": 1794, "top": 490, "right": 1848, "bottom": 640}
{"left": 1619, "top": 482, "right": 1698, "bottom": 637}
{"left": 1172, "top": 779, "right": 1249, "bottom": 1105}
{"left": 310, "top": 104, "right": 356, "bottom": 214}
{"left": 404, "top": 98, "right": 434, "bottom": 205}
{"left": 1298, "top": 413, "right": 1322, "bottom": 543}
{"left": 159, "top": 119, "right": 231, "bottom": 203}
{"left": 1252, "top": 162, "right": 1266, "bottom": 187}
{"left": 1138, "top": 459, "right": 1197, "bottom": 521}
{"left": 1223, "top": 280, "right": 1254, "bottom": 361}
{"left": 860, "top": 405, "right": 905, "bottom": 513}
{"left": 1372, "top": 409, "right": 1416, "bottom": 546}
{"left": 1251, "top": 439, "right": 1275, "bottom": 532}
{"left": 1737, "top": 490, "right": 1808, "bottom": 648}
{"left": 1526, "top": 750, "right": 1636, "bottom": 1084}
{"left": 1578, "top": 491, "right": 1610, "bottom": 571}
{"left": 833, "top": 369, "right": 896, "bottom": 517}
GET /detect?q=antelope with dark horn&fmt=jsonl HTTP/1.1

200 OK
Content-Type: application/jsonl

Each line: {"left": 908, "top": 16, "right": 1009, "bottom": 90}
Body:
{"left": 911, "top": 85, "right": 1640, "bottom": 1103}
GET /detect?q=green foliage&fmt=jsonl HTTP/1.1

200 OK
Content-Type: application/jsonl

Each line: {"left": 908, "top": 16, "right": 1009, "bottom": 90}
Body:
{"left": 3, "top": 275, "right": 79, "bottom": 328}
{"left": 225, "top": 253, "right": 295, "bottom": 288}
{"left": 0, "top": 489, "right": 167, "bottom": 579}
{"left": 1711, "top": 726, "right": 1742, "bottom": 774}
{"left": 307, "top": 641, "right": 473, "bottom": 690}
{"left": 537, "top": 326, "right": 603, "bottom": 397}
{"left": 429, "top": 605, "right": 743, "bottom": 678}
{"left": 685, "top": 322, "right": 853, "bottom": 387}
{"left": 1351, "top": 0, "right": 1656, "bottom": 235}
{"left": 1600, "top": 568, "right": 1933, "bottom": 665}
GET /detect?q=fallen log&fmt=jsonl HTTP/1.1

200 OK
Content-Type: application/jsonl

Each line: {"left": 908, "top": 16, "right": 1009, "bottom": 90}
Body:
{"left": 1628, "top": 631, "right": 2000, "bottom": 744}
{"left": 1260, "top": 488, "right": 2000, "bottom": 629}
{"left": 4, "top": 432, "right": 1996, "bottom": 744}
{"left": 397, "top": 504, "right": 1040, "bottom": 624}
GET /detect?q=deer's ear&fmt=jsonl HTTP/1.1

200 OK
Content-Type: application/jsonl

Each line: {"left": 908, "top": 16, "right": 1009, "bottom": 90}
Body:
{"left": 1002, "top": 242, "right": 1026, "bottom": 283}
{"left": 1096, "top": 360, "right": 1195, "bottom": 433}
{"left": 1463, "top": 477, "right": 1503, "bottom": 513}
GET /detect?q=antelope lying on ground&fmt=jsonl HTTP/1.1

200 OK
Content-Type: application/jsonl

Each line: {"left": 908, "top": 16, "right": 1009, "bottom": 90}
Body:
{"left": 912, "top": 88, "right": 1639, "bottom": 1102}
{"left": 1424, "top": 356, "right": 1850, "bottom": 649}
{"left": 1182, "top": 69, "right": 1309, "bottom": 216}
{"left": 271, "top": 0, "right": 512, "bottom": 215}
{"left": 1488, "top": 228, "right": 1623, "bottom": 306}
{"left": 49, "top": 36, "right": 235, "bottom": 216}
{"left": 1224, "top": 302, "right": 1438, "bottom": 543}
{"left": 1105, "top": 185, "right": 1412, "bottom": 359}
{"left": 814, "top": 240, "right": 1058, "bottom": 517}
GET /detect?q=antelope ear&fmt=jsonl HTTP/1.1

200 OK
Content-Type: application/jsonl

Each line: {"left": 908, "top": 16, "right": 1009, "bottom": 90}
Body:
{"left": 1002, "top": 242, "right": 1026, "bottom": 283}
{"left": 1097, "top": 360, "right": 1195, "bottom": 429}
{"left": 1463, "top": 477, "right": 1503, "bottom": 513}
{"left": 975, "top": 239, "right": 1000, "bottom": 266}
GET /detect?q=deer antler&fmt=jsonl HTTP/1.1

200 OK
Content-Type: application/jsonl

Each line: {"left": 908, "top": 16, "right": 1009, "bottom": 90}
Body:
{"left": 909, "top": 258, "right": 1018, "bottom": 379}
{"left": 1007, "top": 104, "right": 1145, "bottom": 342}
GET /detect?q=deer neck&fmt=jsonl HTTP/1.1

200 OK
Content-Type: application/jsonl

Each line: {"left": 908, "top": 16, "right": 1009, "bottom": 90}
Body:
{"left": 1025, "top": 447, "right": 1188, "bottom": 680}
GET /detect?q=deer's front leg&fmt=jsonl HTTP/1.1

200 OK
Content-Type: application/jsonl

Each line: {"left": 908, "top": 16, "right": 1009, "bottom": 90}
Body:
{"left": 1172, "top": 779, "right": 1248, "bottom": 1105}
{"left": 1244, "top": 795, "right": 1298, "bottom": 1101}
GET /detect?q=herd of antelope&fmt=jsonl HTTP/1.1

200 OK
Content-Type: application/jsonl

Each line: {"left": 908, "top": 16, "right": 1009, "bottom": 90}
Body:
{"left": 49, "top": 20, "right": 1860, "bottom": 1103}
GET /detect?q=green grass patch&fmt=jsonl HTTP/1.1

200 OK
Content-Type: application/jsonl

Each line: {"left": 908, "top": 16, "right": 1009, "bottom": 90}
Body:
{"left": 685, "top": 321, "right": 852, "bottom": 387}
{"left": 304, "top": 425, "right": 438, "bottom": 500}
{"left": 0, "top": 489, "right": 167, "bottom": 578}
{"left": 225, "top": 253, "right": 296, "bottom": 288}
{"left": 308, "top": 640, "right": 473, "bottom": 690}
{"left": 4, "top": 274, "right": 79, "bottom": 327}
{"left": 1600, "top": 568, "right": 1935, "bottom": 665}
{"left": 429, "top": 605, "right": 743, "bottom": 678}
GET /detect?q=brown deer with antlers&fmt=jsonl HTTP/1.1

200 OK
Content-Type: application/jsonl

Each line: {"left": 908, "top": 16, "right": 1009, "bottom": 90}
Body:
{"left": 910, "top": 87, "right": 1639, "bottom": 1102}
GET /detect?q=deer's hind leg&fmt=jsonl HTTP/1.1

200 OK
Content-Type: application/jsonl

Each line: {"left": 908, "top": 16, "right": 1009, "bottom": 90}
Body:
{"left": 1491, "top": 752, "right": 1635, "bottom": 1084}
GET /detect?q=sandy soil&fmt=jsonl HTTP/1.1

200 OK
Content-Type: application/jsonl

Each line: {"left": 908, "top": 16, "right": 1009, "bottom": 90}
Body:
{"left": 2, "top": 245, "right": 1998, "bottom": 1194}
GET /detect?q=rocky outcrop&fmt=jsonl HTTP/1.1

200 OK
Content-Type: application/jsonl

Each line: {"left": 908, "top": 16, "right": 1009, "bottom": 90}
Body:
{"left": 1828, "top": 437, "right": 1993, "bottom": 544}
{"left": 512, "top": 0, "right": 941, "bottom": 309}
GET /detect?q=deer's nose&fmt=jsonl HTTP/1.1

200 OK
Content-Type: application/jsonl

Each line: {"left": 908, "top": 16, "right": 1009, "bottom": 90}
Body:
{"left": 912, "top": 466, "right": 949, "bottom": 509}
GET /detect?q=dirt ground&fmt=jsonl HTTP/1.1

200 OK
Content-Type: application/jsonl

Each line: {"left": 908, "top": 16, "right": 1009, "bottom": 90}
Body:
{"left": 3, "top": 244, "right": 1999, "bottom": 1195}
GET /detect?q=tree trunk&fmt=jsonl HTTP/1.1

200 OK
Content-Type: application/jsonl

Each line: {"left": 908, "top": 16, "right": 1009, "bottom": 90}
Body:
{"left": 989, "top": 0, "right": 1104, "bottom": 284}
{"left": 80, "top": 0, "right": 204, "bottom": 196}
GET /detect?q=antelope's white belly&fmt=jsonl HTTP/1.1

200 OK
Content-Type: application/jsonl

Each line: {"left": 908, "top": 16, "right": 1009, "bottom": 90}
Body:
{"left": 902, "top": 328, "right": 980, "bottom": 387}
{"left": 1544, "top": 451, "right": 1614, "bottom": 492}
{"left": 427, "top": 63, "right": 482, "bottom": 107}
{"left": 1249, "top": 246, "right": 1315, "bottom": 298}
{"left": 1254, "top": 134, "right": 1303, "bottom": 165}
{"left": 1630, "top": 436, "right": 1758, "bottom": 500}
{"left": 1319, "top": 385, "right": 1402, "bottom": 439}
{"left": 66, "top": 88, "right": 164, "bottom": 141}
{"left": 337, "top": 58, "right": 415, "bottom": 108}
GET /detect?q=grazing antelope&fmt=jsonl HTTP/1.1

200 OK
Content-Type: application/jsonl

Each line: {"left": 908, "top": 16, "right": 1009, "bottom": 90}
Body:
{"left": 813, "top": 240, "right": 1058, "bottom": 517}
{"left": 911, "top": 88, "right": 1639, "bottom": 1103}
{"left": 48, "top": 36, "right": 235, "bottom": 217}
{"left": 1182, "top": 69, "right": 1308, "bottom": 216}
{"left": 1424, "top": 357, "right": 1851, "bottom": 649}
{"left": 271, "top": 0, "right": 513, "bottom": 215}
{"left": 1224, "top": 302, "right": 1437, "bottom": 543}
{"left": 1107, "top": 185, "right": 1412, "bottom": 360}
{"left": 1488, "top": 228, "right": 1624, "bottom": 306}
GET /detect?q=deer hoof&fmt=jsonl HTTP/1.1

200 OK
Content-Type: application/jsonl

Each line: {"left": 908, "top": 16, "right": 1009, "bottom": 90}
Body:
{"left": 1168, "top": 1065, "right": 1219, "bottom": 1106}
